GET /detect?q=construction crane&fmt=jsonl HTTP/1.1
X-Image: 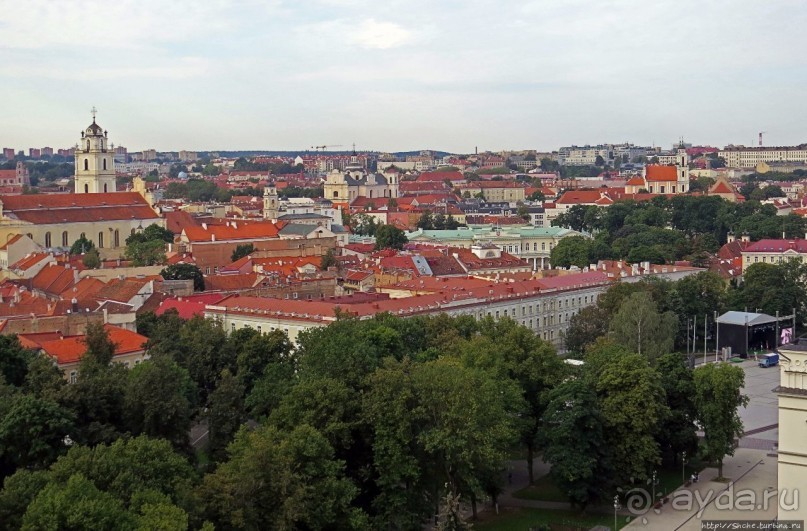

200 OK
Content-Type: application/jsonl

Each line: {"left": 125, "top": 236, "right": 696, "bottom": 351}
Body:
{"left": 759, "top": 131, "right": 767, "bottom": 147}
{"left": 310, "top": 145, "right": 344, "bottom": 152}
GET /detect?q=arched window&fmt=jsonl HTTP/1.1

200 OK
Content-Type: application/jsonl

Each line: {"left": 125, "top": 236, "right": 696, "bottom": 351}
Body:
{"left": 44, "top": 232, "right": 51, "bottom": 247}
{"left": 80, "top": 232, "right": 85, "bottom": 239}
{"left": 86, "top": 140, "right": 90, "bottom": 151}
{"left": 103, "top": 159, "right": 107, "bottom": 170}
{"left": 333, "top": 191, "right": 338, "bottom": 198}
{"left": 98, "top": 232, "right": 104, "bottom": 249}
{"left": 131, "top": 228, "right": 136, "bottom": 235}
{"left": 103, "top": 183, "right": 108, "bottom": 193}
{"left": 84, "top": 183, "right": 89, "bottom": 193}
{"left": 84, "top": 159, "right": 89, "bottom": 171}
{"left": 113, "top": 229, "right": 120, "bottom": 247}
{"left": 62, "top": 231, "right": 68, "bottom": 246}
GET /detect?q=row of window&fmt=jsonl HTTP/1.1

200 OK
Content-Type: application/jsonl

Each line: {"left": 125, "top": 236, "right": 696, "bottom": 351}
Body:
{"left": 69, "top": 358, "right": 142, "bottom": 382}
{"left": 42, "top": 228, "right": 134, "bottom": 249}
{"left": 82, "top": 158, "right": 109, "bottom": 171}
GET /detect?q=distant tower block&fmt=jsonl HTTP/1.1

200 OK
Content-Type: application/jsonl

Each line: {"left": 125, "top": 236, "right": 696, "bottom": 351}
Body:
{"left": 74, "top": 108, "right": 116, "bottom": 194}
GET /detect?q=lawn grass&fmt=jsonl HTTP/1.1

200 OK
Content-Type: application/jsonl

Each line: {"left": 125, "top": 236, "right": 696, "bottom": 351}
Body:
{"left": 512, "top": 474, "right": 568, "bottom": 503}
{"left": 475, "top": 506, "right": 627, "bottom": 530}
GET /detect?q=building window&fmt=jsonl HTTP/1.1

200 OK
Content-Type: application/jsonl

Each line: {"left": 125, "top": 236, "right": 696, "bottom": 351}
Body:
{"left": 84, "top": 183, "right": 89, "bottom": 193}
{"left": 84, "top": 158, "right": 89, "bottom": 171}
{"left": 44, "top": 232, "right": 51, "bottom": 247}
{"left": 231, "top": 323, "right": 236, "bottom": 332}
{"left": 541, "top": 243, "right": 545, "bottom": 251}
{"left": 113, "top": 229, "right": 120, "bottom": 247}
{"left": 97, "top": 232, "right": 104, "bottom": 248}
{"left": 62, "top": 231, "right": 68, "bottom": 246}
{"left": 333, "top": 191, "right": 338, "bottom": 198}
{"left": 257, "top": 326, "right": 262, "bottom": 333}
{"left": 103, "top": 159, "right": 107, "bottom": 170}
{"left": 104, "top": 183, "right": 108, "bottom": 193}
{"left": 69, "top": 371, "right": 77, "bottom": 384}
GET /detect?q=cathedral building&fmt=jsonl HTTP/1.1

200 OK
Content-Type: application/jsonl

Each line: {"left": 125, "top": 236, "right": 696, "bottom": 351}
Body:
{"left": 323, "top": 155, "right": 400, "bottom": 207}
{"left": 624, "top": 143, "right": 691, "bottom": 195}
{"left": 0, "top": 112, "right": 163, "bottom": 257}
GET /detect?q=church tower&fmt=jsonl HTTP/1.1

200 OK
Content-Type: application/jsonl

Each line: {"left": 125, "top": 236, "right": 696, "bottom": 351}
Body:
{"left": 74, "top": 108, "right": 116, "bottom": 194}
{"left": 676, "top": 140, "right": 689, "bottom": 193}
{"left": 263, "top": 183, "right": 279, "bottom": 220}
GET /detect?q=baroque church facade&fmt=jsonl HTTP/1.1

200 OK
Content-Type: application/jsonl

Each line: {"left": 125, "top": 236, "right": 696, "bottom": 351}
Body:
{"left": 323, "top": 155, "right": 400, "bottom": 205}
{"left": 0, "top": 112, "right": 163, "bottom": 256}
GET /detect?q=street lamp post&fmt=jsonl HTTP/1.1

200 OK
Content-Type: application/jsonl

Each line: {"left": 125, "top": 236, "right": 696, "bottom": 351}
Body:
{"left": 613, "top": 495, "right": 620, "bottom": 531}
{"left": 682, "top": 451, "right": 688, "bottom": 486}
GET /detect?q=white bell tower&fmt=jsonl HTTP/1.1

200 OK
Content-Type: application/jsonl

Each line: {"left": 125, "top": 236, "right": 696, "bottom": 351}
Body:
{"left": 263, "top": 183, "right": 279, "bottom": 220}
{"left": 74, "top": 107, "right": 117, "bottom": 194}
{"left": 676, "top": 139, "right": 689, "bottom": 193}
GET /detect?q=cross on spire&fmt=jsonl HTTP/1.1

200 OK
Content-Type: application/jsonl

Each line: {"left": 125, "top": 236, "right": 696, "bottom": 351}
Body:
{"left": 91, "top": 106, "right": 97, "bottom": 122}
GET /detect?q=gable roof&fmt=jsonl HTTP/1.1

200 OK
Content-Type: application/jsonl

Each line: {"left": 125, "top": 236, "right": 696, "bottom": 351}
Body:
{"left": 18, "top": 324, "right": 147, "bottom": 365}
{"left": 183, "top": 221, "right": 279, "bottom": 242}
{"left": 0, "top": 192, "right": 159, "bottom": 224}
{"left": 645, "top": 165, "right": 678, "bottom": 182}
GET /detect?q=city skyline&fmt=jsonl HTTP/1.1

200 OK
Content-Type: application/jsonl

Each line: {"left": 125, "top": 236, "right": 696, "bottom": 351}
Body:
{"left": 2, "top": 0, "right": 806, "bottom": 152}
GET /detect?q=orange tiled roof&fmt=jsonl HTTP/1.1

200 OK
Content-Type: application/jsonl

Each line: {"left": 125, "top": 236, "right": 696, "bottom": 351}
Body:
{"left": 183, "top": 221, "right": 279, "bottom": 242}
{"left": 10, "top": 252, "right": 51, "bottom": 271}
{"left": 0, "top": 192, "right": 159, "bottom": 224}
{"left": 31, "top": 264, "right": 76, "bottom": 295}
{"left": 0, "top": 234, "right": 23, "bottom": 250}
{"left": 94, "top": 278, "right": 149, "bottom": 303}
{"left": 645, "top": 165, "right": 678, "bottom": 182}
{"left": 19, "top": 324, "right": 147, "bottom": 365}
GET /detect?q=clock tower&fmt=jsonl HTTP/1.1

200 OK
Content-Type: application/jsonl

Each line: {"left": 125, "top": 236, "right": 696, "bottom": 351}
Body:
{"left": 74, "top": 108, "right": 117, "bottom": 194}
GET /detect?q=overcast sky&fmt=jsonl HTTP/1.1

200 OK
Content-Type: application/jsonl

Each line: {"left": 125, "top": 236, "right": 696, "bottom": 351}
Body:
{"left": 1, "top": 0, "right": 805, "bottom": 153}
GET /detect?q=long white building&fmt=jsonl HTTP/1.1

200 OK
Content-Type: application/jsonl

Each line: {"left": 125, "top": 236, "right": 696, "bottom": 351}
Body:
{"left": 719, "top": 145, "right": 807, "bottom": 169}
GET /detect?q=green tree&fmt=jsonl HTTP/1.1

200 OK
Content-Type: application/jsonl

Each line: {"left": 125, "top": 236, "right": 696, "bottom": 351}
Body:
{"left": 549, "top": 236, "right": 591, "bottom": 268}
{"left": 416, "top": 211, "right": 435, "bottom": 230}
{"left": 82, "top": 248, "right": 101, "bottom": 269}
{"left": 734, "top": 261, "right": 807, "bottom": 319}
{"left": 655, "top": 353, "right": 698, "bottom": 465}
{"left": 587, "top": 346, "right": 668, "bottom": 487}
{"left": 230, "top": 243, "right": 254, "bottom": 262}
{"left": 609, "top": 291, "right": 678, "bottom": 360}
{"left": 198, "top": 424, "right": 362, "bottom": 530}
{"left": 23, "top": 355, "right": 66, "bottom": 403}
{"left": 0, "top": 469, "right": 50, "bottom": 530}
{"left": 543, "top": 379, "right": 610, "bottom": 511}
{"left": 125, "top": 239, "right": 166, "bottom": 266}
{"left": 69, "top": 236, "right": 95, "bottom": 256}
{"left": 0, "top": 395, "right": 75, "bottom": 472}
{"left": 0, "top": 335, "right": 32, "bottom": 387}
{"left": 206, "top": 369, "right": 245, "bottom": 461}
{"left": 124, "top": 357, "right": 194, "bottom": 449}
{"left": 22, "top": 474, "right": 136, "bottom": 531}
{"left": 411, "top": 358, "right": 516, "bottom": 518}
{"left": 693, "top": 363, "right": 749, "bottom": 479}
{"left": 374, "top": 224, "right": 408, "bottom": 250}
{"left": 564, "top": 305, "right": 610, "bottom": 356}
{"left": 48, "top": 436, "right": 196, "bottom": 509}
{"left": 321, "top": 247, "right": 337, "bottom": 270}
{"left": 160, "top": 263, "right": 205, "bottom": 291}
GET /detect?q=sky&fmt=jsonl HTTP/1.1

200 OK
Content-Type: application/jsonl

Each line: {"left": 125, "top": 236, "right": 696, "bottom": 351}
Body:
{"left": 1, "top": 0, "right": 806, "bottom": 153}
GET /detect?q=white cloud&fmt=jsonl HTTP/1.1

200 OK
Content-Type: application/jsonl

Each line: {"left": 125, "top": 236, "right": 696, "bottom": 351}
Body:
{"left": 347, "top": 18, "right": 413, "bottom": 49}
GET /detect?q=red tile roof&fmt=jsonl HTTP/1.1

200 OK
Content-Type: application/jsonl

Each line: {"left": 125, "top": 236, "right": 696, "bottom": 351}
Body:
{"left": 156, "top": 293, "right": 228, "bottom": 319}
{"left": 645, "top": 165, "right": 678, "bottom": 182}
{"left": 0, "top": 234, "right": 23, "bottom": 250}
{"left": 94, "top": 278, "right": 149, "bottom": 303}
{"left": 31, "top": 264, "right": 77, "bottom": 295}
{"left": 0, "top": 192, "right": 159, "bottom": 224}
{"left": 744, "top": 239, "right": 807, "bottom": 253}
{"left": 183, "top": 221, "right": 279, "bottom": 242}
{"left": 204, "top": 273, "right": 262, "bottom": 291}
{"left": 557, "top": 190, "right": 610, "bottom": 205}
{"left": 18, "top": 324, "right": 147, "bottom": 365}
{"left": 10, "top": 252, "right": 51, "bottom": 272}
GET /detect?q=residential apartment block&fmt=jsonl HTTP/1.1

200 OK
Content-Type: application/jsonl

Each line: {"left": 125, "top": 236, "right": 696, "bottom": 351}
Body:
{"left": 718, "top": 145, "right": 807, "bottom": 169}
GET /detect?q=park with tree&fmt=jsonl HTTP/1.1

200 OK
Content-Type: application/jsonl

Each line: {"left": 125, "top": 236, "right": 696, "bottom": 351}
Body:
{"left": 0, "top": 284, "right": 756, "bottom": 529}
